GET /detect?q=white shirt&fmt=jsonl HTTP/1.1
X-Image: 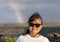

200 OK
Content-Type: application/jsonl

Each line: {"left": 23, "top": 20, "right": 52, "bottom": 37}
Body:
{"left": 16, "top": 34, "right": 49, "bottom": 42}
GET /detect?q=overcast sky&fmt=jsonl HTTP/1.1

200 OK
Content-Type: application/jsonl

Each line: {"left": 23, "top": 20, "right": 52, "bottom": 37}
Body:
{"left": 0, "top": 0, "right": 60, "bottom": 23}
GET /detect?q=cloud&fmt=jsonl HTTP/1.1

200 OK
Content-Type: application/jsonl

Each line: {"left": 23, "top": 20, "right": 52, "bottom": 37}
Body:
{"left": 0, "top": 0, "right": 60, "bottom": 23}
{"left": 0, "top": 0, "right": 42, "bottom": 10}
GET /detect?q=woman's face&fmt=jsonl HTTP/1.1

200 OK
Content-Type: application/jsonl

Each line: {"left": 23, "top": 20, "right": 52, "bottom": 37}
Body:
{"left": 29, "top": 19, "right": 42, "bottom": 35}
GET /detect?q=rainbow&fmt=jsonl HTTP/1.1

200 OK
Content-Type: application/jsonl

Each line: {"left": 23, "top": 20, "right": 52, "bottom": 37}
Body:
{"left": 8, "top": 1, "right": 24, "bottom": 23}
{"left": 16, "top": 13, "right": 24, "bottom": 23}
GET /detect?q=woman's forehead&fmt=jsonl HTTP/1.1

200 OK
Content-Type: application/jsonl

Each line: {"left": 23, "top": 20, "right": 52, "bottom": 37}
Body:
{"left": 31, "top": 19, "right": 42, "bottom": 24}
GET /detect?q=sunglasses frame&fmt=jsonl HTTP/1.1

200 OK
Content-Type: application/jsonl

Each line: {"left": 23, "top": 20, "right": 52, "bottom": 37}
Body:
{"left": 29, "top": 23, "right": 42, "bottom": 28}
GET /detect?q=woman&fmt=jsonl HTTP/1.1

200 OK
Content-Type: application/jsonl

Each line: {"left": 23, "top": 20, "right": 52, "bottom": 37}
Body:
{"left": 16, "top": 12, "right": 49, "bottom": 42}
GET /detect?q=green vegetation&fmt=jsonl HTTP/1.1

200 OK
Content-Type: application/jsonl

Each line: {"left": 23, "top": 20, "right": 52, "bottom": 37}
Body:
{"left": 0, "top": 38, "right": 16, "bottom": 42}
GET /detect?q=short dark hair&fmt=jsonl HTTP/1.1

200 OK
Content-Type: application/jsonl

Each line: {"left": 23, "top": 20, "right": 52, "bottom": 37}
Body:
{"left": 28, "top": 12, "right": 43, "bottom": 25}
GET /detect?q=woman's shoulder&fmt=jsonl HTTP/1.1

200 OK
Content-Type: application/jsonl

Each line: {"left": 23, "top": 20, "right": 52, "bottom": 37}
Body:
{"left": 40, "top": 35, "right": 49, "bottom": 42}
{"left": 16, "top": 34, "right": 27, "bottom": 42}
{"left": 17, "top": 34, "right": 28, "bottom": 39}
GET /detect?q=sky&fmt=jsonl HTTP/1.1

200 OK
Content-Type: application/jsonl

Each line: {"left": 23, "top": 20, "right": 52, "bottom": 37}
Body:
{"left": 0, "top": 0, "right": 60, "bottom": 23}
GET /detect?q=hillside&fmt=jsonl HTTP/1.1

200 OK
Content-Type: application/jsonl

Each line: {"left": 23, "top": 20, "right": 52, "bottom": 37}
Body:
{"left": 0, "top": 22, "right": 60, "bottom": 37}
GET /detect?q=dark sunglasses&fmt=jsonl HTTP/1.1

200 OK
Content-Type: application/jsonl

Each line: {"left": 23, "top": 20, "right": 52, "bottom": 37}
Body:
{"left": 29, "top": 23, "right": 42, "bottom": 28}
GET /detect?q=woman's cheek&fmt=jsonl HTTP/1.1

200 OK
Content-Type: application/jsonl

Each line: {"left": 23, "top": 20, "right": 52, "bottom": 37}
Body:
{"left": 29, "top": 27, "right": 32, "bottom": 31}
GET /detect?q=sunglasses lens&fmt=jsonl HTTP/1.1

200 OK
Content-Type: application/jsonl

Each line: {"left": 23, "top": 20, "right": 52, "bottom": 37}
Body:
{"left": 35, "top": 24, "right": 40, "bottom": 27}
{"left": 29, "top": 23, "right": 34, "bottom": 26}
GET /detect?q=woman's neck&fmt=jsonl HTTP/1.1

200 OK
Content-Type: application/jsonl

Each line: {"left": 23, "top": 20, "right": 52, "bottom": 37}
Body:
{"left": 29, "top": 33, "right": 40, "bottom": 38}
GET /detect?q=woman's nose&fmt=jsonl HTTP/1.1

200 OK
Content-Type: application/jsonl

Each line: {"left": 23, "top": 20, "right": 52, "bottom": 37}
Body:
{"left": 32, "top": 25, "right": 36, "bottom": 29}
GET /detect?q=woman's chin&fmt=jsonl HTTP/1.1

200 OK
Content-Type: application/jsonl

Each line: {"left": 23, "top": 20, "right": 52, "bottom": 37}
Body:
{"left": 31, "top": 32, "right": 37, "bottom": 35}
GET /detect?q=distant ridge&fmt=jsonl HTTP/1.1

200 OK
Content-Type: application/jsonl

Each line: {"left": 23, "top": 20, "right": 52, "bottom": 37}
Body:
{"left": 43, "top": 22, "right": 60, "bottom": 27}
{"left": 0, "top": 22, "right": 27, "bottom": 27}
